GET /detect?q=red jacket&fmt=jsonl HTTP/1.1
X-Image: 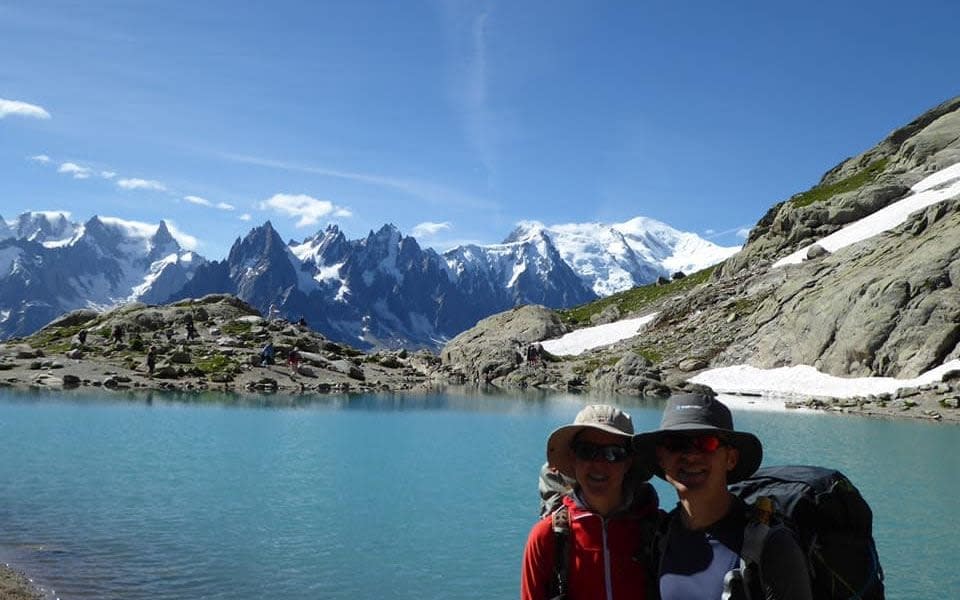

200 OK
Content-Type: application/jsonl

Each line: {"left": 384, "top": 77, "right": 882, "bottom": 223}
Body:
{"left": 521, "top": 488, "right": 658, "bottom": 600}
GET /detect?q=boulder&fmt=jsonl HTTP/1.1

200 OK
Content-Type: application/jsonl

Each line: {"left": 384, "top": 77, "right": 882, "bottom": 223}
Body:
{"left": 440, "top": 305, "right": 567, "bottom": 383}
{"left": 678, "top": 358, "right": 708, "bottom": 372}
{"left": 805, "top": 244, "right": 830, "bottom": 260}
{"left": 330, "top": 359, "right": 365, "bottom": 380}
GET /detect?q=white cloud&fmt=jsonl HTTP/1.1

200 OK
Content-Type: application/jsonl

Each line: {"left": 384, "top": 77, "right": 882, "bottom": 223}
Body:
{"left": 184, "top": 195, "right": 212, "bottom": 207}
{"left": 412, "top": 221, "right": 453, "bottom": 238}
{"left": 29, "top": 154, "right": 50, "bottom": 163}
{"left": 0, "top": 98, "right": 51, "bottom": 120}
{"left": 259, "top": 193, "right": 352, "bottom": 228}
{"left": 164, "top": 221, "right": 199, "bottom": 250}
{"left": 705, "top": 228, "right": 716, "bottom": 235}
{"left": 737, "top": 228, "right": 751, "bottom": 239}
{"left": 239, "top": 213, "right": 252, "bottom": 221}
{"left": 100, "top": 171, "right": 116, "bottom": 179}
{"left": 58, "top": 162, "right": 92, "bottom": 179}
{"left": 97, "top": 216, "right": 199, "bottom": 251}
{"left": 117, "top": 178, "right": 167, "bottom": 191}
{"left": 216, "top": 202, "right": 235, "bottom": 211}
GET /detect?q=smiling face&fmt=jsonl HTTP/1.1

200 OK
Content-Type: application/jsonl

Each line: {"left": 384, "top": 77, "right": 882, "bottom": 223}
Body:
{"left": 655, "top": 434, "right": 739, "bottom": 498}
{"left": 571, "top": 429, "right": 633, "bottom": 515}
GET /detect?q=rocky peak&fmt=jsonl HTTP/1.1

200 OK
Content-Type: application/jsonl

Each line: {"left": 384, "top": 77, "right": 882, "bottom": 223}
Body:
{"left": 148, "top": 220, "right": 180, "bottom": 260}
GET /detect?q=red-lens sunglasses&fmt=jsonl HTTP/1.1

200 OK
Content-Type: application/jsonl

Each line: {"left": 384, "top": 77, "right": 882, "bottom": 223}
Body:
{"left": 657, "top": 433, "right": 726, "bottom": 454}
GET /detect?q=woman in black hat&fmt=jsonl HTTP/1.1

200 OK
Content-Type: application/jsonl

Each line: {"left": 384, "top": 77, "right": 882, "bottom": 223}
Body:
{"left": 521, "top": 404, "right": 660, "bottom": 600}
{"left": 633, "top": 392, "right": 812, "bottom": 600}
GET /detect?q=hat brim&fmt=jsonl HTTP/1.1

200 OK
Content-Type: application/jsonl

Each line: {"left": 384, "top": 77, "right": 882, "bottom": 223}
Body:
{"left": 633, "top": 427, "right": 763, "bottom": 484}
{"left": 547, "top": 423, "right": 649, "bottom": 481}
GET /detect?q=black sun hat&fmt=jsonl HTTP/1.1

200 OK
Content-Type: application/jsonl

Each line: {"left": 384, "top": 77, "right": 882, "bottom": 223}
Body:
{"left": 632, "top": 392, "right": 763, "bottom": 484}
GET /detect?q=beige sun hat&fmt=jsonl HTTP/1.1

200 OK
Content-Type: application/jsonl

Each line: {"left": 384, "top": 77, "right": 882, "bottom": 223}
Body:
{"left": 546, "top": 404, "right": 650, "bottom": 480}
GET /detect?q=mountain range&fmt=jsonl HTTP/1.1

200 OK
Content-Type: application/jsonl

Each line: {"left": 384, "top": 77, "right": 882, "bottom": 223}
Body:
{"left": 0, "top": 212, "right": 737, "bottom": 347}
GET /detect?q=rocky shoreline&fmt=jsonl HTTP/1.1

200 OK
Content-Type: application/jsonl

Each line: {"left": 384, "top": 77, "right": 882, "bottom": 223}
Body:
{"left": 1, "top": 295, "right": 958, "bottom": 424}
{"left": 0, "top": 564, "right": 44, "bottom": 600}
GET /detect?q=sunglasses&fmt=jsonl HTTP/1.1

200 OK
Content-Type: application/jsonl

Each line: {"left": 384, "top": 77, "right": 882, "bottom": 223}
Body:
{"left": 572, "top": 442, "right": 631, "bottom": 463}
{"left": 657, "top": 433, "right": 727, "bottom": 454}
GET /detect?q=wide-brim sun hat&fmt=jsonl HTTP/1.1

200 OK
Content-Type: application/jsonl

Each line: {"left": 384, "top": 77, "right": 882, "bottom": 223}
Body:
{"left": 546, "top": 404, "right": 651, "bottom": 481}
{"left": 632, "top": 392, "right": 763, "bottom": 484}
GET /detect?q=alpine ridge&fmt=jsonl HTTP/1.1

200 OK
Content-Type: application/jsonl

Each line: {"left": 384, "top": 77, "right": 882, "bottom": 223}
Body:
{"left": 1, "top": 211, "right": 728, "bottom": 348}
{"left": 0, "top": 214, "right": 204, "bottom": 339}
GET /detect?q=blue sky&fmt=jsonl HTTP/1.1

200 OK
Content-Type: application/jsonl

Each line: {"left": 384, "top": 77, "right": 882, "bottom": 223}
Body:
{"left": 2, "top": 1, "right": 958, "bottom": 259}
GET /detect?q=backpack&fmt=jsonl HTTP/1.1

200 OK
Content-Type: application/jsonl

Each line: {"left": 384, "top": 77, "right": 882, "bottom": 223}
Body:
{"left": 728, "top": 465, "right": 885, "bottom": 600}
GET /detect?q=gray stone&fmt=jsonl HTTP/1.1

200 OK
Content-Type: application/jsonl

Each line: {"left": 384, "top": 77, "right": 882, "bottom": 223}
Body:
{"left": 678, "top": 358, "right": 708, "bottom": 372}
{"left": 806, "top": 244, "right": 830, "bottom": 260}
{"left": 330, "top": 360, "right": 365, "bottom": 380}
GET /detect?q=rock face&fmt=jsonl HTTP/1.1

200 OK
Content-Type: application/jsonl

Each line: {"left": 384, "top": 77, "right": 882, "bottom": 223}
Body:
{"left": 714, "top": 199, "right": 960, "bottom": 377}
{"left": 439, "top": 305, "right": 567, "bottom": 383}
{"left": 438, "top": 94, "right": 960, "bottom": 405}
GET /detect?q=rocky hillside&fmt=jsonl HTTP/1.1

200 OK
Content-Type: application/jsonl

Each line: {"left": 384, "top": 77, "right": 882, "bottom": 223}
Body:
{"left": 0, "top": 295, "right": 440, "bottom": 396}
{"left": 438, "top": 95, "right": 960, "bottom": 420}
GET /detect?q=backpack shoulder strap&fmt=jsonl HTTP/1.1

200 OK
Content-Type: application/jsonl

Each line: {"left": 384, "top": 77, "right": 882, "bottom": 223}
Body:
{"left": 741, "top": 499, "right": 774, "bottom": 566}
{"left": 548, "top": 506, "right": 571, "bottom": 600}
{"left": 737, "top": 498, "right": 775, "bottom": 600}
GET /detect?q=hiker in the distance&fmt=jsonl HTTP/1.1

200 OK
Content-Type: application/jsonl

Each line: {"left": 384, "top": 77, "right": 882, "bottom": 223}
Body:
{"left": 521, "top": 405, "right": 659, "bottom": 600}
{"left": 146, "top": 346, "right": 157, "bottom": 376}
{"left": 632, "top": 392, "right": 812, "bottom": 600}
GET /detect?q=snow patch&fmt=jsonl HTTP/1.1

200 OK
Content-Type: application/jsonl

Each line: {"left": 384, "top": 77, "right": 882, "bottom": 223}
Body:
{"left": 774, "top": 162, "right": 960, "bottom": 267}
{"left": 0, "top": 246, "right": 23, "bottom": 276}
{"left": 507, "top": 260, "right": 527, "bottom": 288}
{"left": 541, "top": 314, "right": 658, "bottom": 356}
{"left": 690, "top": 361, "right": 960, "bottom": 400}
{"left": 315, "top": 262, "right": 344, "bottom": 282}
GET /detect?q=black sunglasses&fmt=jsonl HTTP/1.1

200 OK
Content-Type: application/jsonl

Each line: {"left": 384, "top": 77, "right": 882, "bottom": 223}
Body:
{"left": 572, "top": 441, "right": 631, "bottom": 463}
{"left": 657, "top": 433, "right": 727, "bottom": 454}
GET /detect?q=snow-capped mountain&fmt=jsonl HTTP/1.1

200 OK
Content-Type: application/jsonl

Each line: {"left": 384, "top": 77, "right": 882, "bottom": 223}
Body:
{"left": 0, "top": 213, "right": 206, "bottom": 339}
{"left": 0, "top": 211, "right": 80, "bottom": 247}
{"left": 442, "top": 227, "right": 595, "bottom": 309}
{"left": 174, "top": 223, "right": 512, "bottom": 349}
{"left": 507, "top": 218, "right": 740, "bottom": 296}
{"left": 1, "top": 211, "right": 735, "bottom": 349}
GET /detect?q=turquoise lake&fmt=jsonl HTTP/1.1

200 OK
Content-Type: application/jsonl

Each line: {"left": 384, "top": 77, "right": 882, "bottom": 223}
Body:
{"left": 0, "top": 388, "right": 957, "bottom": 599}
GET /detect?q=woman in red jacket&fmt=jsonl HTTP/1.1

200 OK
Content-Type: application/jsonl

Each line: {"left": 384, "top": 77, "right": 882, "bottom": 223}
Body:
{"left": 521, "top": 404, "right": 659, "bottom": 600}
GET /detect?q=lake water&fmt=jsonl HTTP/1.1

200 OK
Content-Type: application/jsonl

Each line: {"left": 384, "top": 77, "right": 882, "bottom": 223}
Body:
{"left": 0, "top": 388, "right": 957, "bottom": 599}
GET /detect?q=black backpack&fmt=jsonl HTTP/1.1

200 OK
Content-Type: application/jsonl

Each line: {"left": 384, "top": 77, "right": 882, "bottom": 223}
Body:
{"left": 728, "top": 465, "right": 885, "bottom": 600}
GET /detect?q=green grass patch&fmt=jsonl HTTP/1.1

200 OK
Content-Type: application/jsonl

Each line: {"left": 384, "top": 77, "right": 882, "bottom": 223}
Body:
{"left": 633, "top": 346, "right": 663, "bottom": 364}
{"left": 220, "top": 320, "right": 253, "bottom": 336}
{"left": 29, "top": 324, "right": 85, "bottom": 352}
{"left": 572, "top": 355, "right": 621, "bottom": 376}
{"left": 195, "top": 353, "right": 236, "bottom": 374}
{"left": 791, "top": 158, "right": 889, "bottom": 208}
{"left": 559, "top": 265, "right": 717, "bottom": 326}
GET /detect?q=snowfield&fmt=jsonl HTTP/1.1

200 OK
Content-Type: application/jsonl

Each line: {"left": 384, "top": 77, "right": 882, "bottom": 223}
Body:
{"left": 541, "top": 314, "right": 657, "bottom": 356}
